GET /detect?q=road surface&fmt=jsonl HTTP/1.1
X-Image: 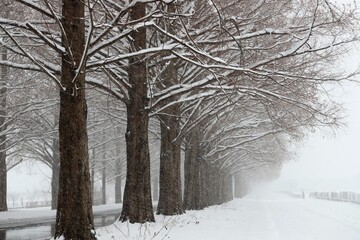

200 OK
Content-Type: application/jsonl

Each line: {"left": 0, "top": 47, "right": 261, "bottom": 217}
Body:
{"left": 231, "top": 192, "right": 360, "bottom": 240}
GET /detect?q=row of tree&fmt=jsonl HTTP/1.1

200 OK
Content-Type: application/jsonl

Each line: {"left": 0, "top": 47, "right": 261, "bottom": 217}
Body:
{"left": 0, "top": 0, "right": 358, "bottom": 239}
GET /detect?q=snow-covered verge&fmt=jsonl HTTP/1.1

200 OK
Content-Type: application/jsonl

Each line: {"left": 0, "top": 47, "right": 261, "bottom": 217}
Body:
{"left": 96, "top": 191, "right": 360, "bottom": 240}
{"left": 0, "top": 203, "right": 121, "bottom": 229}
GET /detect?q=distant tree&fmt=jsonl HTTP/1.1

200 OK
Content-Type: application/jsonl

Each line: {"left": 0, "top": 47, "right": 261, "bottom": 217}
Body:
{"left": 21, "top": 99, "right": 60, "bottom": 209}
{"left": 0, "top": 45, "right": 7, "bottom": 212}
{"left": 85, "top": 93, "right": 128, "bottom": 205}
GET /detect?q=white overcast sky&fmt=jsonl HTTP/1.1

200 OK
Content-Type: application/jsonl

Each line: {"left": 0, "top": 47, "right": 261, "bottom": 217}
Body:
{"left": 273, "top": 79, "right": 360, "bottom": 192}
{"left": 273, "top": 0, "right": 360, "bottom": 192}
{"left": 7, "top": 0, "right": 360, "bottom": 197}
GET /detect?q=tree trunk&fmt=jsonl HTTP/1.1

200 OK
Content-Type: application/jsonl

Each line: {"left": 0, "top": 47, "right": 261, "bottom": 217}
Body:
{"left": 54, "top": 0, "right": 94, "bottom": 239}
{"left": 157, "top": 103, "right": 184, "bottom": 215}
{"left": 51, "top": 138, "right": 60, "bottom": 210}
{"left": 155, "top": 11, "right": 184, "bottom": 212}
{"left": 156, "top": 16, "right": 184, "bottom": 216}
{"left": 0, "top": 46, "right": 7, "bottom": 212}
{"left": 152, "top": 176, "right": 159, "bottom": 202}
{"left": 221, "top": 174, "right": 233, "bottom": 203}
{"left": 184, "top": 135, "right": 229, "bottom": 209}
{"left": 91, "top": 148, "right": 95, "bottom": 204}
{"left": 198, "top": 159, "right": 210, "bottom": 209}
{"left": 101, "top": 131, "right": 106, "bottom": 205}
{"left": 101, "top": 161, "right": 106, "bottom": 205}
{"left": 184, "top": 129, "right": 202, "bottom": 210}
{"left": 114, "top": 146, "right": 122, "bottom": 203}
{"left": 51, "top": 163, "right": 60, "bottom": 210}
{"left": 0, "top": 155, "right": 6, "bottom": 212}
{"left": 214, "top": 168, "right": 222, "bottom": 205}
{"left": 120, "top": 2, "right": 155, "bottom": 223}
{"left": 234, "top": 173, "right": 247, "bottom": 198}
{"left": 0, "top": 229, "right": 6, "bottom": 239}
{"left": 207, "top": 164, "right": 221, "bottom": 206}
{"left": 201, "top": 161, "right": 212, "bottom": 208}
{"left": 203, "top": 162, "right": 213, "bottom": 206}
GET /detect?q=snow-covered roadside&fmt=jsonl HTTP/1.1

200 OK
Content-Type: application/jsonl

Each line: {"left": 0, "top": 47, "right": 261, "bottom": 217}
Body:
{"left": 96, "top": 192, "right": 360, "bottom": 240}
{"left": 0, "top": 203, "right": 122, "bottom": 229}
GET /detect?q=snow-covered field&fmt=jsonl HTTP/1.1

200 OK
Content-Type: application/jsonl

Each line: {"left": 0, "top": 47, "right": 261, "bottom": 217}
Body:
{"left": 2, "top": 191, "right": 360, "bottom": 240}
{"left": 97, "top": 191, "right": 360, "bottom": 240}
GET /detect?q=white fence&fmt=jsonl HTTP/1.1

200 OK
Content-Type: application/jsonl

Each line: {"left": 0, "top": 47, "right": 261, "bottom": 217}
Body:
{"left": 283, "top": 191, "right": 305, "bottom": 199}
{"left": 309, "top": 192, "right": 360, "bottom": 204}
{"left": 7, "top": 200, "right": 52, "bottom": 209}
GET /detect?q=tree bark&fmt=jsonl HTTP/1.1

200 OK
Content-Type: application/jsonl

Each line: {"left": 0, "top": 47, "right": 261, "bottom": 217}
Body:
{"left": 155, "top": 2, "right": 184, "bottom": 215}
{"left": 101, "top": 131, "right": 106, "bottom": 205}
{"left": 201, "top": 161, "right": 212, "bottom": 208}
{"left": 156, "top": 49, "right": 183, "bottom": 215}
{"left": 0, "top": 155, "right": 6, "bottom": 212}
{"left": 51, "top": 138, "right": 60, "bottom": 210}
{"left": 114, "top": 146, "right": 122, "bottom": 203}
{"left": 0, "top": 46, "right": 7, "bottom": 212}
{"left": 120, "top": 2, "right": 155, "bottom": 223}
{"left": 54, "top": 0, "right": 94, "bottom": 239}
{"left": 0, "top": 229, "right": 6, "bottom": 239}
{"left": 157, "top": 103, "right": 184, "bottom": 215}
{"left": 207, "top": 164, "right": 221, "bottom": 206}
{"left": 184, "top": 129, "right": 202, "bottom": 210}
{"left": 101, "top": 161, "right": 106, "bottom": 205}
{"left": 91, "top": 148, "right": 95, "bottom": 204}
{"left": 152, "top": 176, "right": 159, "bottom": 202}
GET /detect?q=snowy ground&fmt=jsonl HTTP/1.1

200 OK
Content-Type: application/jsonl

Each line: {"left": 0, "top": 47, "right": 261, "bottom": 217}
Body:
{"left": 96, "top": 191, "right": 360, "bottom": 240}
